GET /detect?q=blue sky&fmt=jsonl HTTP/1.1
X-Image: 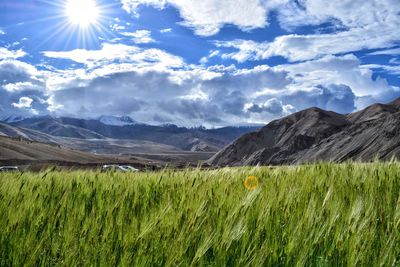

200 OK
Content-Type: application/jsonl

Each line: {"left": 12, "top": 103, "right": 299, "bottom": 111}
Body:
{"left": 0, "top": 0, "right": 399, "bottom": 126}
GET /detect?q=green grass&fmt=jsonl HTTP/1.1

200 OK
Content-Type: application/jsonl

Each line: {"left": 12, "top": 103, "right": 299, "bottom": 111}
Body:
{"left": 0, "top": 162, "right": 399, "bottom": 266}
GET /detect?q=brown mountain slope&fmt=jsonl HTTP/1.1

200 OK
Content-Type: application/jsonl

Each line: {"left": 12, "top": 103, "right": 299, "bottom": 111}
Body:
{"left": 0, "top": 136, "right": 147, "bottom": 168}
{"left": 208, "top": 98, "right": 400, "bottom": 166}
{"left": 0, "top": 124, "right": 214, "bottom": 166}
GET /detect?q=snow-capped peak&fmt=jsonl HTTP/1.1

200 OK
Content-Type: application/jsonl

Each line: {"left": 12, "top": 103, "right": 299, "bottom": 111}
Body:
{"left": 97, "top": 115, "right": 138, "bottom": 126}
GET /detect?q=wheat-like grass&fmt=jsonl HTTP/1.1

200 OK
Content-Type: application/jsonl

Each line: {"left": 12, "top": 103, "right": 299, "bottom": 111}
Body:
{"left": 0, "top": 162, "right": 399, "bottom": 266}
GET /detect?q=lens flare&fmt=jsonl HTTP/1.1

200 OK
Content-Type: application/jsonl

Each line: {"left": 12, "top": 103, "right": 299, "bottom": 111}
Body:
{"left": 244, "top": 176, "right": 259, "bottom": 190}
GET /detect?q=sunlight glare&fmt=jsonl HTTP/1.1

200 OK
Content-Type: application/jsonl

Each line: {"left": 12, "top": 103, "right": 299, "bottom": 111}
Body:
{"left": 66, "top": 0, "right": 99, "bottom": 27}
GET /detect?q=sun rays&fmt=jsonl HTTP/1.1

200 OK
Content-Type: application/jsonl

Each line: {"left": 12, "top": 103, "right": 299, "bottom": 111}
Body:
{"left": 16, "top": 0, "right": 117, "bottom": 50}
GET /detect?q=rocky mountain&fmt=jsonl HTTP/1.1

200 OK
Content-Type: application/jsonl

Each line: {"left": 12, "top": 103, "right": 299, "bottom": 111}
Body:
{"left": 208, "top": 98, "right": 400, "bottom": 166}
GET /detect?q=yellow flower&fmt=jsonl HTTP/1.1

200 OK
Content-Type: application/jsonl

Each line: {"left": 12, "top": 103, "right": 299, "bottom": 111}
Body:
{"left": 244, "top": 175, "right": 259, "bottom": 190}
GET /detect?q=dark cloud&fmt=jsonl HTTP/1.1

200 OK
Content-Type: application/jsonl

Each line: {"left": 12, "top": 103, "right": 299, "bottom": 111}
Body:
{"left": 158, "top": 99, "right": 223, "bottom": 124}
{"left": 285, "top": 84, "right": 356, "bottom": 113}
{"left": 216, "top": 90, "right": 247, "bottom": 116}
{"left": 253, "top": 84, "right": 357, "bottom": 114}
{"left": 355, "top": 89, "right": 400, "bottom": 109}
{"left": 0, "top": 60, "right": 39, "bottom": 85}
{"left": 247, "top": 98, "right": 286, "bottom": 114}
{"left": 46, "top": 66, "right": 293, "bottom": 125}
{"left": 0, "top": 60, "right": 48, "bottom": 116}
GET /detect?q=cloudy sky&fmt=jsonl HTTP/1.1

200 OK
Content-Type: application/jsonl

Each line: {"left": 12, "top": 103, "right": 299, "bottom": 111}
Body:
{"left": 0, "top": 0, "right": 399, "bottom": 126}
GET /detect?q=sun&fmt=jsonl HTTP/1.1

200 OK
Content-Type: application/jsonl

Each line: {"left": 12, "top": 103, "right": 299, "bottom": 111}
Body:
{"left": 66, "top": 0, "right": 99, "bottom": 27}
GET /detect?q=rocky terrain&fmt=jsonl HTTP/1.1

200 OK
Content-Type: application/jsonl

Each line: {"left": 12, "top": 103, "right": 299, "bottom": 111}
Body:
{"left": 209, "top": 98, "right": 400, "bottom": 166}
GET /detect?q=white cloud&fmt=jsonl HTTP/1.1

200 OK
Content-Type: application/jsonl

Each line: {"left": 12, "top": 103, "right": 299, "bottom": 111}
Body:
{"left": 160, "top": 28, "right": 172, "bottom": 33}
{"left": 121, "top": 30, "right": 155, "bottom": 43}
{"left": 170, "top": 0, "right": 268, "bottom": 36}
{"left": 121, "top": 0, "right": 166, "bottom": 15}
{"left": 276, "top": 0, "right": 399, "bottom": 31}
{"left": 3, "top": 82, "right": 42, "bottom": 92}
{"left": 273, "top": 54, "right": 398, "bottom": 109}
{"left": 121, "top": 0, "right": 269, "bottom": 36}
{"left": 0, "top": 29, "right": 5, "bottom": 35}
{"left": 389, "top": 58, "right": 400, "bottom": 65}
{"left": 199, "top": 57, "right": 208, "bottom": 65}
{"left": 42, "top": 43, "right": 184, "bottom": 69}
{"left": 0, "top": 47, "right": 27, "bottom": 60}
{"left": 119, "top": 0, "right": 400, "bottom": 46}
{"left": 12, "top": 97, "right": 33, "bottom": 108}
{"left": 43, "top": 44, "right": 139, "bottom": 66}
{"left": 11, "top": 41, "right": 21, "bottom": 47}
{"left": 111, "top": 24, "right": 126, "bottom": 31}
{"left": 277, "top": 54, "right": 387, "bottom": 93}
{"left": 362, "top": 64, "right": 400, "bottom": 75}
{"left": 210, "top": 0, "right": 400, "bottom": 62}
{"left": 369, "top": 48, "right": 400, "bottom": 56}
{"left": 200, "top": 50, "right": 220, "bottom": 64}
{"left": 180, "top": 88, "right": 209, "bottom": 101}
{"left": 217, "top": 23, "right": 399, "bottom": 62}
{"left": 245, "top": 98, "right": 294, "bottom": 115}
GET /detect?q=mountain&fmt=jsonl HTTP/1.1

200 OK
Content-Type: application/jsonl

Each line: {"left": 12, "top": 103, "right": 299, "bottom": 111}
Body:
{"left": 0, "top": 135, "right": 148, "bottom": 169}
{"left": 97, "top": 115, "right": 139, "bottom": 126}
{"left": 0, "top": 122, "right": 66, "bottom": 144}
{"left": 8, "top": 116, "right": 107, "bottom": 139}
{"left": 0, "top": 114, "right": 32, "bottom": 123}
{"left": 0, "top": 122, "right": 215, "bottom": 167}
{"left": 9, "top": 117, "right": 259, "bottom": 152}
{"left": 0, "top": 121, "right": 257, "bottom": 166}
{"left": 208, "top": 98, "right": 400, "bottom": 166}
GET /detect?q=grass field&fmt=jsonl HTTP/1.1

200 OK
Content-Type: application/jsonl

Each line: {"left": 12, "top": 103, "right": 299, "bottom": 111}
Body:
{"left": 0, "top": 162, "right": 399, "bottom": 266}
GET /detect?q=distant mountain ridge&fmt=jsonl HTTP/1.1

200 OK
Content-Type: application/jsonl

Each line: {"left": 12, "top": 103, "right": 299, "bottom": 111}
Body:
{"left": 209, "top": 97, "right": 400, "bottom": 166}
{"left": 0, "top": 116, "right": 260, "bottom": 153}
{"left": 0, "top": 114, "right": 32, "bottom": 123}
